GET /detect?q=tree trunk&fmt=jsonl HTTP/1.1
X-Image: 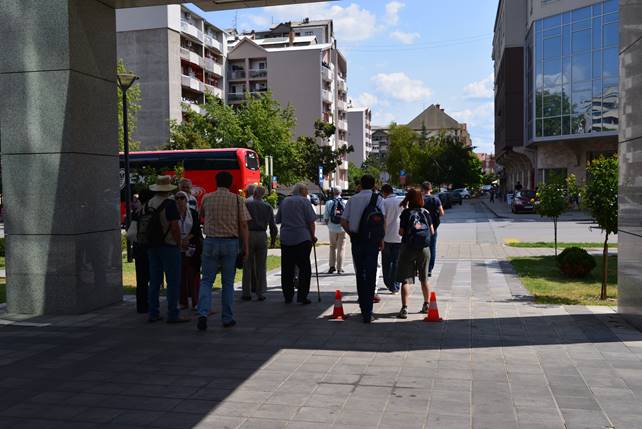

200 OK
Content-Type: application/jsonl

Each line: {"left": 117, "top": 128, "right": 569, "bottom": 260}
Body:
{"left": 600, "top": 233, "right": 609, "bottom": 300}
{"left": 554, "top": 217, "right": 558, "bottom": 256}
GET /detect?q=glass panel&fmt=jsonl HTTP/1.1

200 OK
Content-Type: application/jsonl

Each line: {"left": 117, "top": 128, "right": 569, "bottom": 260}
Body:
{"left": 602, "top": 47, "right": 618, "bottom": 79}
{"left": 543, "top": 117, "right": 562, "bottom": 136}
{"left": 562, "top": 12, "right": 571, "bottom": 25}
{"left": 536, "top": 119, "right": 543, "bottom": 137}
{"left": 592, "top": 3, "right": 602, "bottom": 16}
{"left": 536, "top": 90, "right": 543, "bottom": 119}
{"left": 603, "top": 22, "right": 618, "bottom": 47}
{"left": 543, "top": 36, "right": 561, "bottom": 59}
{"left": 572, "top": 89, "right": 592, "bottom": 114}
{"left": 543, "top": 14, "right": 562, "bottom": 29}
{"left": 562, "top": 57, "right": 572, "bottom": 84}
{"left": 572, "top": 52, "right": 591, "bottom": 82}
{"left": 562, "top": 85, "right": 571, "bottom": 114}
{"left": 572, "top": 115, "right": 589, "bottom": 134}
{"left": 572, "top": 6, "right": 591, "bottom": 22}
{"left": 543, "top": 88, "right": 562, "bottom": 117}
{"left": 562, "top": 25, "right": 571, "bottom": 56}
{"left": 544, "top": 27, "right": 561, "bottom": 38}
{"left": 593, "top": 80, "right": 602, "bottom": 102}
{"left": 536, "top": 60, "right": 544, "bottom": 88}
{"left": 536, "top": 31, "right": 543, "bottom": 62}
{"left": 572, "top": 29, "right": 591, "bottom": 53}
{"left": 602, "top": 79, "right": 618, "bottom": 110}
{"left": 572, "top": 80, "right": 592, "bottom": 92}
{"left": 536, "top": 19, "right": 543, "bottom": 33}
{"left": 562, "top": 115, "right": 571, "bottom": 134}
{"left": 572, "top": 19, "right": 590, "bottom": 32}
{"left": 544, "top": 60, "right": 562, "bottom": 87}
{"left": 603, "top": 0, "right": 618, "bottom": 14}
{"left": 592, "top": 17, "right": 602, "bottom": 49}
{"left": 603, "top": 12, "right": 618, "bottom": 24}
{"left": 593, "top": 51, "right": 602, "bottom": 79}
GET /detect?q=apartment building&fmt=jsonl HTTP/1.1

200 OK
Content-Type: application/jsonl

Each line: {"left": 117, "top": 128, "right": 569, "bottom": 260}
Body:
{"left": 226, "top": 20, "right": 350, "bottom": 189}
{"left": 346, "top": 107, "right": 373, "bottom": 167}
{"left": 407, "top": 104, "right": 472, "bottom": 146}
{"left": 493, "top": 0, "right": 619, "bottom": 192}
{"left": 116, "top": 5, "right": 226, "bottom": 149}
{"left": 371, "top": 127, "right": 391, "bottom": 159}
{"left": 476, "top": 153, "right": 496, "bottom": 175}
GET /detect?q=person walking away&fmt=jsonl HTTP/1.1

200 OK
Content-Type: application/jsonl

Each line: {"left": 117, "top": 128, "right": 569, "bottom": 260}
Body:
{"left": 489, "top": 186, "right": 495, "bottom": 203}
{"left": 176, "top": 191, "right": 202, "bottom": 310}
{"left": 141, "top": 176, "right": 188, "bottom": 323}
{"left": 396, "top": 189, "right": 434, "bottom": 319}
{"left": 245, "top": 184, "right": 256, "bottom": 202}
{"left": 197, "top": 172, "right": 251, "bottom": 330}
{"left": 421, "top": 182, "right": 444, "bottom": 278}
{"left": 178, "top": 178, "right": 198, "bottom": 212}
{"left": 243, "top": 185, "right": 278, "bottom": 301}
{"left": 381, "top": 184, "right": 403, "bottom": 294}
{"left": 341, "top": 175, "right": 385, "bottom": 323}
{"left": 276, "top": 183, "right": 317, "bottom": 304}
{"left": 324, "top": 186, "right": 346, "bottom": 274}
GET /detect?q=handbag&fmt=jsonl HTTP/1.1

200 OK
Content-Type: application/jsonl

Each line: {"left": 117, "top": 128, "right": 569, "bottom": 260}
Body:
{"left": 235, "top": 195, "right": 244, "bottom": 269}
{"left": 126, "top": 220, "right": 138, "bottom": 242}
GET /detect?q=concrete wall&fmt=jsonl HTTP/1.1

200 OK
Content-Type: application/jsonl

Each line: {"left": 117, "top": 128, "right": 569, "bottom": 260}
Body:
{"left": 528, "top": 0, "right": 603, "bottom": 25}
{"left": 347, "top": 109, "right": 365, "bottom": 166}
{"left": 617, "top": 0, "right": 642, "bottom": 329}
{"left": 117, "top": 28, "right": 178, "bottom": 149}
{"left": 116, "top": 5, "right": 180, "bottom": 32}
{"left": 535, "top": 137, "right": 617, "bottom": 181}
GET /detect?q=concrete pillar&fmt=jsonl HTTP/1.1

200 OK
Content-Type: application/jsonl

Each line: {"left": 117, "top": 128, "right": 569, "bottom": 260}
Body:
{"left": 618, "top": 0, "right": 642, "bottom": 328}
{"left": 0, "top": 0, "right": 122, "bottom": 315}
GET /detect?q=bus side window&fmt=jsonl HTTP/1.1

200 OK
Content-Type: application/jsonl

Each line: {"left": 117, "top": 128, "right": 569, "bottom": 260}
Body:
{"left": 245, "top": 152, "right": 259, "bottom": 170}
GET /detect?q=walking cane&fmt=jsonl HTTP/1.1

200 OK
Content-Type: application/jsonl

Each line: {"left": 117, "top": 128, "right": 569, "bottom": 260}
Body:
{"left": 313, "top": 240, "right": 321, "bottom": 302}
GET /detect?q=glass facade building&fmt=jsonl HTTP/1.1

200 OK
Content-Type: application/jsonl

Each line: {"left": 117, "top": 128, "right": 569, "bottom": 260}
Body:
{"left": 527, "top": 0, "right": 619, "bottom": 141}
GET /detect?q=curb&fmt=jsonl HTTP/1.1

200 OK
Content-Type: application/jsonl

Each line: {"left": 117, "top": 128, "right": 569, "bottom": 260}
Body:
{"left": 480, "top": 200, "right": 507, "bottom": 219}
{"left": 481, "top": 200, "right": 595, "bottom": 222}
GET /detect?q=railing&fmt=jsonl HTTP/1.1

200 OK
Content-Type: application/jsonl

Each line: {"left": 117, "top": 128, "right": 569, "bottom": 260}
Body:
{"left": 181, "top": 20, "right": 203, "bottom": 42}
{"left": 321, "top": 66, "right": 333, "bottom": 82}
{"left": 248, "top": 69, "right": 268, "bottom": 79}
{"left": 180, "top": 48, "right": 204, "bottom": 67}
{"left": 181, "top": 75, "right": 204, "bottom": 92}
{"left": 204, "top": 35, "right": 223, "bottom": 52}
{"left": 228, "top": 92, "right": 246, "bottom": 102}
{"left": 204, "top": 84, "right": 223, "bottom": 98}
{"left": 182, "top": 101, "right": 204, "bottom": 115}
{"left": 251, "top": 89, "right": 268, "bottom": 96}
{"left": 228, "top": 70, "right": 246, "bottom": 80}
{"left": 337, "top": 78, "right": 347, "bottom": 92}
{"left": 204, "top": 58, "right": 223, "bottom": 76}
{"left": 322, "top": 89, "right": 333, "bottom": 103}
{"left": 336, "top": 99, "right": 346, "bottom": 111}
{"left": 336, "top": 119, "right": 348, "bottom": 130}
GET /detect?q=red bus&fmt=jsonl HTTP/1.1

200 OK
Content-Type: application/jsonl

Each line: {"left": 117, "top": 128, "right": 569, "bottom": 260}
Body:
{"left": 119, "top": 148, "right": 261, "bottom": 222}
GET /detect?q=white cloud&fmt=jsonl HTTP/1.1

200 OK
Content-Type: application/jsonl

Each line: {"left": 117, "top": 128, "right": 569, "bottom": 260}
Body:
{"left": 373, "top": 111, "right": 396, "bottom": 126}
{"left": 389, "top": 30, "right": 420, "bottom": 45}
{"left": 463, "top": 74, "right": 494, "bottom": 99}
{"left": 385, "top": 1, "right": 405, "bottom": 25}
{"left": 371, "top": 72, "right": 433, "bottom": 102}
{"left": 246, "top": 14, "right": 271, "bottom": 28}
{"left": 257, "top": 3, "right": 377, "bottom": 42}
{"left": 352, "top": 92, "right": 379, "bottom": 108}
{"left": 451, "top": 102, "right": 494, "bottom": 128}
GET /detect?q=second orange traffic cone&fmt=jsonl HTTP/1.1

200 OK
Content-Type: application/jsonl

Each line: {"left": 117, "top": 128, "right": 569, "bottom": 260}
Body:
{"left": 424, "top": 291, "right": 442, "bottom": 322}
{"left": 330, "top": 289, "right": 346, "bottom": 321}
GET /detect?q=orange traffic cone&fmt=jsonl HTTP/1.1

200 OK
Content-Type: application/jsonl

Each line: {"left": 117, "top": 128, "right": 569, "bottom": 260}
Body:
{"left": 424, "top": 291, "right": 442, "bottom": 322}
{"left": 330, "top": 290, "right": 346, "bottom": 321}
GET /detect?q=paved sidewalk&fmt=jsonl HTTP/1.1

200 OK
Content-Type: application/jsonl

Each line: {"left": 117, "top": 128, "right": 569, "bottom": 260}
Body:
{"left": 1, "top": 243, "right": 642, "bottom": 429}
{"left": 480, "top": 198, "right": 594, "bottom": 222}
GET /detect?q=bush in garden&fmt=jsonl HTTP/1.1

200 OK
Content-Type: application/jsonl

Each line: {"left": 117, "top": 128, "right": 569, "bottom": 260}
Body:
{"left": 557, "top": 247, "right": 596, "bottom": 278}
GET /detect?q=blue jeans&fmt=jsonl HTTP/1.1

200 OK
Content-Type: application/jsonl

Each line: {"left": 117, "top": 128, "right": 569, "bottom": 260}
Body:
{"left": 350, "top": 239, "right": 380, "bottom": 321}
{"left": 382, "top": 242, "right": 401, "bottom": 292}
{"left": 198, "top": 237, "right": 239, "bottom": 324}
{"left": 147, "top": 246, "right": 181, "bottom": 321}
{"left": 429, "top": 230, "right": 438, "bottom": 274}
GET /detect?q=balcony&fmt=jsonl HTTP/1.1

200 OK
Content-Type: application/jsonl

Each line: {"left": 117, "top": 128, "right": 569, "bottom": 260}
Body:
{"left": 181, "top": 20, "right": 203, "bottom": 42}
{"left": 229, "top": 70, "right": 246, "bottom": 81}
{"left": 204, "top": 58, "right": 223, "bottom": 76}
{"left": 336, "top": 98, "right": 346, "bottom": 112}
{"left": 180, "top": 48, "right": 204, "bottom": 68}
{"left": 181, "top": 75, "right": 204, "bottom": 93}
{"left": 182, "top": 101, "right": 204, "bottom": 115}
{"left": 228, "top": 92, "right": 246, "bottom": 102}
{"left": 248, "top": 69, "right": 268, "bottom": 79}
{"left": 322, "top": 89, "right": 333, "bottom": 104}
{"left": 204, "top": 35, "right": 223, "bottom": 52}
{"left": 321, "top": 66, "right": 333, "bottom": 82}
{"left": 337, "top": 78, "right": 347, "bottom": 93}
{"left": 336, "top": 119, "right": 348, "bottom": 131}
{"left": 204, "top": 84, "right": 223, "bottom": 99}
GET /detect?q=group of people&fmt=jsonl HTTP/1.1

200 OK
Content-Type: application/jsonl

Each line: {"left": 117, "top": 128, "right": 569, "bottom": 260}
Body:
{"left": 131, "top": 172, "right": 444, "bottom": 329}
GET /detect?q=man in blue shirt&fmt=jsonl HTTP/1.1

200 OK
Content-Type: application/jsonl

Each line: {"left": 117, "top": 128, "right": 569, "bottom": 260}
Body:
{"left": 421, "top": 181, "right": 444, "bottom": 277}
{"left": 323, "top": 186, "right": 346, "bottom": 274}
{"left": 341, "top": 175, "right": 385, "bottom": 323}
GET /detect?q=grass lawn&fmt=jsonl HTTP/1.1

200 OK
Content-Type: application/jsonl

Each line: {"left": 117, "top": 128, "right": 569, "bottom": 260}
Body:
{"left": 510, "top": 255, "right": 617, "bottom": 305}
{"left": 505, "top": 241, "right": 617, "bottom": 249}
{"left": 121, "top": 255, "right": 281, "bottom": 295}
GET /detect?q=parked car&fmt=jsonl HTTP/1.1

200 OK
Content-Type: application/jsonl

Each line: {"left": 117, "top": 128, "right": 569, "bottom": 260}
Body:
{"left": 437, "top": 192, "right": 453, "bottom": 209}
{"left": 448, "top": 191, "right": 463, "bottom": 205}
{"left": 452, "top": 188, "right": 471, "bottom": 199}
{"left": 481, "top": 184, "right": 493, "bottom": 194}
{"left": 511, "top": 190, "right": 537, "bottom": 213}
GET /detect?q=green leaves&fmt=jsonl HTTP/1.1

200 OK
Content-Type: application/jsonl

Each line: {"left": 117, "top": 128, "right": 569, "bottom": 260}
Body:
{"left": 535, "top": 181, "right": 567, "bottom": 218}
{"left": 117, "top": 59, "right": 142, "bottom": 151}
{"left": 584, "top": 155, "right": 618, "bottom": 236}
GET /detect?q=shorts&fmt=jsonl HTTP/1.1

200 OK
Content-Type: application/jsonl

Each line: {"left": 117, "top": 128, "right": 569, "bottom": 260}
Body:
{"left": 394, "top": 243, "right": 431, "bottom": 284}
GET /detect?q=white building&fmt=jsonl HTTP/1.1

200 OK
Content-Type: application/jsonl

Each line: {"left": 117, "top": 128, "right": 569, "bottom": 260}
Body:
{"left": 346, "top": 107, "right": 372, "bottom": 167}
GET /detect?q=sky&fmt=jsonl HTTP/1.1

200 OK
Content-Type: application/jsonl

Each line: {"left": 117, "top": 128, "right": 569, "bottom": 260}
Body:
{"left": 187, "top": 0, "right": 499, "bottom": 153}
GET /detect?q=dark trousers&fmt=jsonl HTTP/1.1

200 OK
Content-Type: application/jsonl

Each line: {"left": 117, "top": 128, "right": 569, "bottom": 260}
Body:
{"left": 428, "top": 229, "right": 438, "bottom": 274}
{"left": 382, "top": 242, "right": 401, "bottom": 292}
{"left": 133, "top": 243, "right": 149, "bottom": 313}
{"left": 281, "top": 241, "right": 313, "bottom": 302}
{"left": 351, "top": 239, "right": 380, "bottom": 321}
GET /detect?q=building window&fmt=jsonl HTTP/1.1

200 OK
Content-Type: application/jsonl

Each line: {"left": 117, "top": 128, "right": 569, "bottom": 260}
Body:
{"left": 529, "top": 0, "right": 618, "bottom": 140}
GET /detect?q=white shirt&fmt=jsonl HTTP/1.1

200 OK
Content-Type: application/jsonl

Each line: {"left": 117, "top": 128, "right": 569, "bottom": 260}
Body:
{"left": 341, "top": 190, "right": 385, "bottom": 234}
{"left": 382, "top": 195, "right": 403, "bottom": 243}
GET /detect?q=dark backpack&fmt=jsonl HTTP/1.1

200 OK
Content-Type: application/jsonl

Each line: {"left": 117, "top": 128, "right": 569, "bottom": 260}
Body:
{"left": 357, "top": 192, "right": 385, "bottom": 244}
{"left": 423, "top": 195, "right": 441, "bottom": 229}
{"left": 330, "top": 199, "right": 345, "bottom": 224}
{"left": 137, "top": 199, "right": 171, "bottom": 248}
{"left": 406, "top": 208, "right": 432, "bottom": 250}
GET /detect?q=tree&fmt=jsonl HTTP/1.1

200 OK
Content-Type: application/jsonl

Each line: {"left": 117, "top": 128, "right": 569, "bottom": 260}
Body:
{"left": 386, "top": 123, "right": 420, "bottom": 184}
{"left": 296, "top": 132, "right": 353, "bottom": 185}
{"left": 117, "top": 59, "right": 142, "bottom": 151}
{"left": 535, "top": 180, "right": 567, "bottom": 256}
{"left": 583, "top": 155, "right": 618, "bottom": 300}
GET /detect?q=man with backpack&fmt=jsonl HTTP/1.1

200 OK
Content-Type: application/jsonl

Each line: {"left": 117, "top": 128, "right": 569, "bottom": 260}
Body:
{"left": 396, "top": 188, "right": 434, "bottom": 319}
{"left": 323, "top": 186, "right": 346, "bottom": 274}
{"left": 341, "top": 175, "right": 385, "bottom": 323}
{"left": 381, "top": 184, "right": 403, "bottom": 294}
{"left": 139, "top": 175, "right": 188, "bottom": 323}
{"left": 421, "top": 182, "right": 444, "bottom": 277}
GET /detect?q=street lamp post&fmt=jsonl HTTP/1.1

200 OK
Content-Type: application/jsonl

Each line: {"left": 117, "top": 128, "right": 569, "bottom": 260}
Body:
{"left": 117, "top": 73, "right": 139, "bottom": 262}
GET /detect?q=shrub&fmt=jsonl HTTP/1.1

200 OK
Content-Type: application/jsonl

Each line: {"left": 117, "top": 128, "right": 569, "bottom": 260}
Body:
{"left": 557, "top": 247, "right": 596, "bottom": 278}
